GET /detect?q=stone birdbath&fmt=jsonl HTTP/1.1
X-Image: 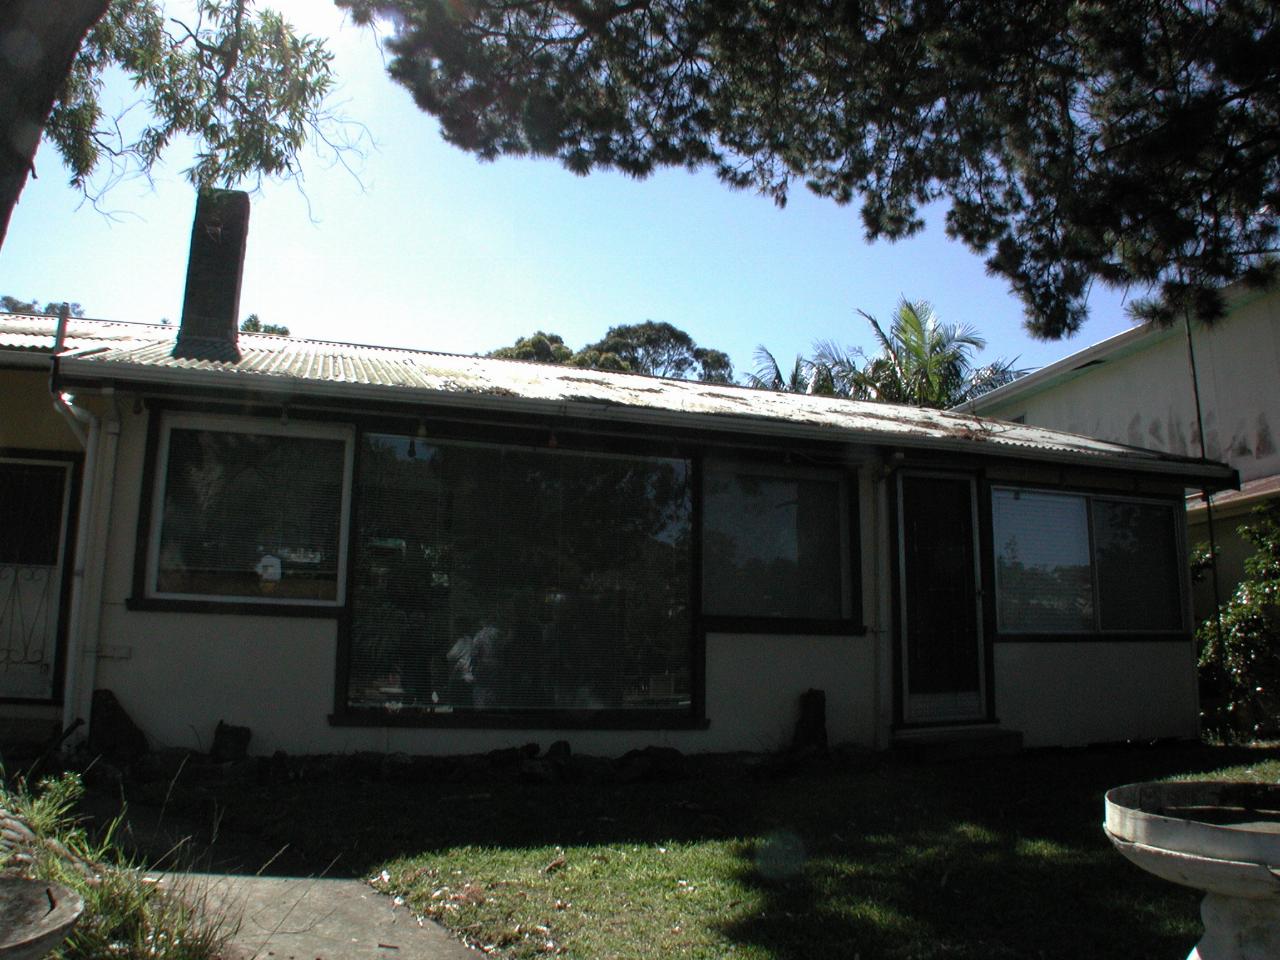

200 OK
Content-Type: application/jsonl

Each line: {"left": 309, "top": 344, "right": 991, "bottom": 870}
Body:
{"left": 1104, "top": 781, "right": 1280, "bottom": 960}
{"left": 0, "top": 877, "right": 83, "bottom": 960}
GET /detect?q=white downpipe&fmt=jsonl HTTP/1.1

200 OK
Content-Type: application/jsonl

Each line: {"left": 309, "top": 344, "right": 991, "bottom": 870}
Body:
{"left": 51, "top": 354, "right": 122, "bottom": 742}
{"left": 70, "top": 405, "right": 120, "bottom": 738}
{"left": 58, "top": 412, "right": 99, "bottom": 737}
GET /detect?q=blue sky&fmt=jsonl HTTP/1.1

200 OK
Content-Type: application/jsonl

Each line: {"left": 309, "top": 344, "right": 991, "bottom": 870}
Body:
{"left": 0, "top": 2, "right": 1138, "bottom": 381}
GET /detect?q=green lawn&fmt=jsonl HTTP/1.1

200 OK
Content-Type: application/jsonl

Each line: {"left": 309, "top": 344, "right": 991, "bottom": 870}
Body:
{"left": 176, "top": 743, "right": 1280, "bottom": 959}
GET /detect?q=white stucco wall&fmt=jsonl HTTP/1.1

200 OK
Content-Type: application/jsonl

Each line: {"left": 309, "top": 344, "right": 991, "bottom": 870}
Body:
{"left": 22, "top": 387, "right": 1201, "bottom": 757}
{"left": 94, "top": 626, "right": 878, "bottom": 756}
{"left": 75, "top": 403, "right": 883, "bottom": 757}
{"left": 0, "top": 370, "right": 86, "bottom": 452}
{"left": 994, "top": 641, "right": 1199, "bottom": 747}
{"left": 979, "top": 291, "right": 1280, "bottom": 484}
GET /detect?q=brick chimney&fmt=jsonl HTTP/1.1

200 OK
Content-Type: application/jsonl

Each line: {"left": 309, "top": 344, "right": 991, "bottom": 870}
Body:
{"left": 173, "top": 189, "right": 250, "bottom": 361}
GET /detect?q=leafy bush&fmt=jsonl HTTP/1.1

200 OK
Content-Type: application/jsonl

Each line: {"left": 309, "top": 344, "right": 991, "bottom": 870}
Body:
{"left": 1, "top": 772, "right": 233, "bottom": 960}
{"left": 1197, "top": 504, "right": 1280, "bottom": 739}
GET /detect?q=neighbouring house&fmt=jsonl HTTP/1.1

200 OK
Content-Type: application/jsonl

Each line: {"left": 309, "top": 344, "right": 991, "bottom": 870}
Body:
{"left": 0, "top": 192, "right": 1236, "bottom": 757}
{"left": 956, "top": 288, "right": 1280, "bottom": 622}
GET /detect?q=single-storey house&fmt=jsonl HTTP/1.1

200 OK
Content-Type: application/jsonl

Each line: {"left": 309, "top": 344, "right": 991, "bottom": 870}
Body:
{"left": 955, "top": 287, "right": 1280, "bottom": 622}
{"left": 0, "top": 192, "right": 1237, "bottom": 757}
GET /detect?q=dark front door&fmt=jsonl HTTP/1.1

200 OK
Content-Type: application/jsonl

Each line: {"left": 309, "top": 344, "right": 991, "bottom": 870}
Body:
{"left": 898, "top": 474, "right": 984, "bottom": 724}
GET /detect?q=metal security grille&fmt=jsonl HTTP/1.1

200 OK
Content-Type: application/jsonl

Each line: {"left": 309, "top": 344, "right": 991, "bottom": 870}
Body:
{"left": 0, "top": 460, "right": 72, "bottom": 700}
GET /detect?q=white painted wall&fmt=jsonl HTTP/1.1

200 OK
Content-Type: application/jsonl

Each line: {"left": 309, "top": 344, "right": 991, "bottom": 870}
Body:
{"left": 979, "top": 291, "right": 1280, "bottom": 484}
{"left": 80, "top": 404, "right": 882, "bottom": 756}
{"left": 94, "top": 623, "right": 877, "bottom": 756}
{"left": 7, "top": 381, "right": 1203, "bottom": 756}
{"left": 994, "top": 641, "right": 1199, "bottom": 747}
{"left": 0, "top": 370, "right": 84, "bottom": 452}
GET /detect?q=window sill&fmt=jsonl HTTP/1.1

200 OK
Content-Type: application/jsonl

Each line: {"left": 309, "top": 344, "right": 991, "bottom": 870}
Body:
{"left": 125, "top": 596, "right": 343, "bottom": 617}
{"left": 702, "top": 616, "right": 867, "bottom": 636}
{"left": 329, "top": 708, "right": 711, "bottom": 731}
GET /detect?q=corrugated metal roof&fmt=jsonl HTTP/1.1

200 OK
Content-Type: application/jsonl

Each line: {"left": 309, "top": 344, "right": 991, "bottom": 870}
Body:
{"left": 0, "top": 315, "right": 156, "bottom": 354}
{"left": 1, "top": 314, "right": 1236, "bottom": 483}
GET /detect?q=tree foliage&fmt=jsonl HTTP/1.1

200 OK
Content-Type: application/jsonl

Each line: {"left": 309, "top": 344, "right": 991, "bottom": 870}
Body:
{"left": 339, "top": 0, "right": 1280, "bottom": 337}
{"left": 1, "top": 0, "right": 357, "bottom": 249}
{"left": 1, "top": 296, "right": 85, "bottom": 317}
{"left": 487, "top": 321, "right": 733, "bottom": 383}
{"left": 748, "top": 299, "right": 1022, "bottom": 408}
{"left": 487, "top": 330, "right": 575, "bottom": 365}
{"left": 580, "top": 321, "right": 732, "bottom": 381}
{"left": 239, "top": 313, "right": 289, "bottom": 336}
{"left": 1198, "top": 504, "right": 1280, "bottom": 740}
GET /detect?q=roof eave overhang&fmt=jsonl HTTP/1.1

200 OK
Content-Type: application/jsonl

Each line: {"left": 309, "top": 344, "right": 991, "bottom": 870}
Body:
{"left": 57, "top": 358, "right": 1239, "bottom": 489}
{"left": 0, "top": 350, "right": 58, "bottom": 370}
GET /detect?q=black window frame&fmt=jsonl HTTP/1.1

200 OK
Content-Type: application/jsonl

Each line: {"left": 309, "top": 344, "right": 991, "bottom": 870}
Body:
{"left": 698, "top": 456, "right": 864, "bottom": 636}
{"left": 989, "top": 484, "right": 1190, "bottom": 641}
{"left": 335, "top": 426, "right": 702, "bottom": 729}
{"left": 131, "top": 402, "right": 866, "bottom": 729}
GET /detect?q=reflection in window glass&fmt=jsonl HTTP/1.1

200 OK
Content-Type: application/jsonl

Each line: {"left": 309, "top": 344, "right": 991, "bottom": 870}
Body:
{"left": 992, "top": 489, "right": 1094, "bottom": 632}
{"left": 702, "top": 465, "right": 844, "bottom": 619}
{"left": 1093, "top": 500, "right": 1181, "bottom": 631}
{"left": 992, "top": 488, "right": 1185, "bottom": 634}
{"left": 155, "top": 428, "right": 347, "bottom": 601}
{"left": 347, "top": 435, "right": 693, "bottom": 714}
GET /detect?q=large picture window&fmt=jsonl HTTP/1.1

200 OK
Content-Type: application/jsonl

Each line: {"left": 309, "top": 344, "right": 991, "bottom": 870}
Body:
{"left": 147, "top": 415, "right": 353, "bottom": 604}
{"left": 992, "top": 487, "right": 1184, "bottom": 634}
{"left": 701, "top": 461, "right": 849, "bottom": 621}
{"left": 345, "top": 434, "right": 693, "bottom": 717}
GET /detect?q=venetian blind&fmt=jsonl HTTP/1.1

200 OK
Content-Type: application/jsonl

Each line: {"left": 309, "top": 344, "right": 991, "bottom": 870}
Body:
{"left": 991, "top": 488, "right": 1094, "bottom": 633}
{"left": 347, "top": 434, "right": 693, "bottom": 714}
{"left": 155, "top": 427, "right": 346, "bottom": 601}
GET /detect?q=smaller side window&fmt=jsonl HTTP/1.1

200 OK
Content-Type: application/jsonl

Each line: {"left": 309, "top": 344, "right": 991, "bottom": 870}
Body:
{"left": 992, "top": 486, "right": 1184, "bottom": 634}
{"left": 147, "top": 415, "right": 353, "bottom": 605}
{"left": 701, "top": 461, "right": 850, "bottom": 621}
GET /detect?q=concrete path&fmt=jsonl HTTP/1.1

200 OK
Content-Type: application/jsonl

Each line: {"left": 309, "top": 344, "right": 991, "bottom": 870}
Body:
{"left": 162, "top": 873, "right": 476, "bottom": 960}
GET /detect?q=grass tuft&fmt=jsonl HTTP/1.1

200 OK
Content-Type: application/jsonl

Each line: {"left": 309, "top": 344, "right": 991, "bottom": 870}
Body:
{"left": 1, "top": 771, "right": 235, "bottom": 960}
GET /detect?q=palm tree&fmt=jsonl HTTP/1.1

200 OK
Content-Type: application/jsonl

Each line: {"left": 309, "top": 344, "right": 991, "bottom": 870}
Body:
{"left": 750, "top": 299, "right": 1023, "bottom": 408}
{"left": 744, "top": 346, "right": 818, "bottom": 394}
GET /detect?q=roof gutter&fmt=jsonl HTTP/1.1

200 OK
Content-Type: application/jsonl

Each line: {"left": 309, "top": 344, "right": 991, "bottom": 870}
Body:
{"left": 56, "top": 357, "right": 1239, "bottom": 489}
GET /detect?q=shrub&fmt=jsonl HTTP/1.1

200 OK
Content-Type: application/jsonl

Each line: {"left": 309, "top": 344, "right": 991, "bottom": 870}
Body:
{"left": 1197, "top": 503, "right": 1280, "bottom": 739}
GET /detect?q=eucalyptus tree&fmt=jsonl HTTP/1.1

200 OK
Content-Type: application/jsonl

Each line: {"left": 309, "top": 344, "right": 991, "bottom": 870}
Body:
{"left": 487, "top": 321, "right": 734, "bottom": 383}
{"left": 1, "top": 0, "right": 358, "bottom": 250}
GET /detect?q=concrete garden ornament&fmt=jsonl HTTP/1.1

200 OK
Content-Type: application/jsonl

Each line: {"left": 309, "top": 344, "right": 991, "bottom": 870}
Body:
{"left": 0, "top": 878, "right": 83, "bottom": 960}
{"left": 1104, "top": 781, "right": 1280, "bottom": 959}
